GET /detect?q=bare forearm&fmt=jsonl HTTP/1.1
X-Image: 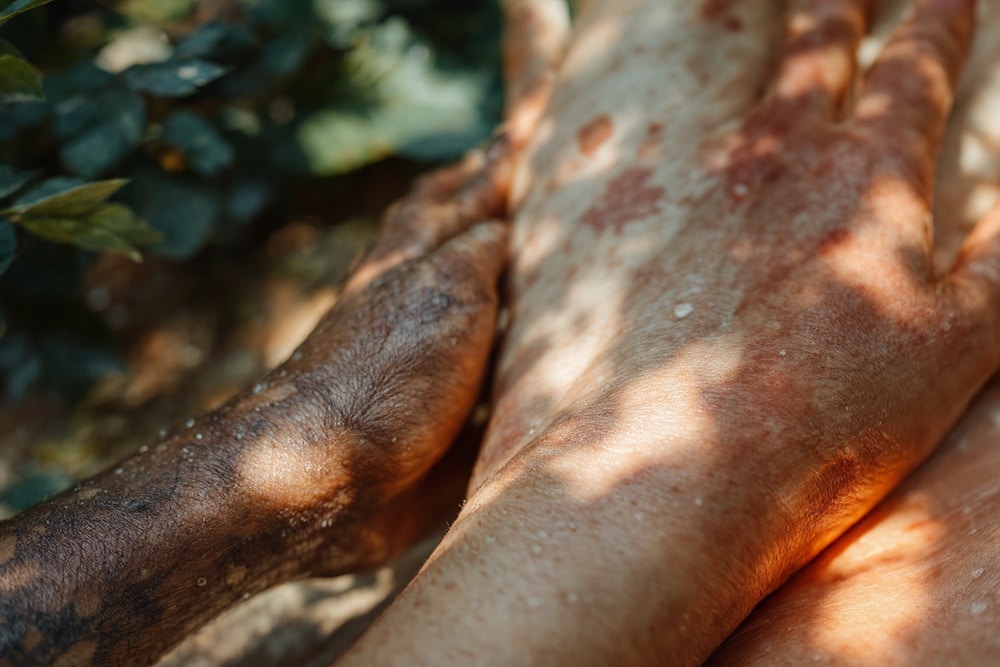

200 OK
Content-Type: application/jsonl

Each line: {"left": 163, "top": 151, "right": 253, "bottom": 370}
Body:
{"left": 0, "top": 396, "right": 369, "bottom": 667}
{"left": 340, "top": 434, "right": 787, "bottom": 667}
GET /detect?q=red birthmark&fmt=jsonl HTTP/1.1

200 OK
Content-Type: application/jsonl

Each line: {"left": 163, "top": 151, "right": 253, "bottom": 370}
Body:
{"left": 580, "top": 168, "right": 665, "bottom": 236}
{"left": 578, "top": 115, "right": 614, "bottom": 157}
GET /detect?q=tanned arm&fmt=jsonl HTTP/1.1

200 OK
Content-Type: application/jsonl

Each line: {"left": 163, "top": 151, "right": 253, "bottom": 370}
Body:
{"left": 0, "top": 142, "right": 513, "bottom": 667}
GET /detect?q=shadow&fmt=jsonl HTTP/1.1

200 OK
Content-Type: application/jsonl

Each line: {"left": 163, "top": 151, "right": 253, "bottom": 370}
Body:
{"left": 380, "top": 1, "right": 1000, "bottom": 665}
{"left": 705, "top": 1, "right": 1000, "bottom": 662}
{"left": 3, "top": 1, "right": 1000, "bottom": 666}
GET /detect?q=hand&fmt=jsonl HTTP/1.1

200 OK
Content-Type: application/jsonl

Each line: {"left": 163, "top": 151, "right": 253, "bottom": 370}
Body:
{"left": 259, "top": 144, "right": 513, "bottom": 567}
{"left": 480, "top": 0, "right": 1000, "bottom": 550}
{"left": 0, "top": 143, "right": 512, "bottom": 667}
{"left": 339, "top": 2, "right": 1000, "bottom": 666}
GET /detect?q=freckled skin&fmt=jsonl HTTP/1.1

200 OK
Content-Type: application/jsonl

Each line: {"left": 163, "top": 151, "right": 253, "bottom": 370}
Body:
{"left": 342, "top": 1, "right": 1000, "bottom": 666}
{"left": 711, "top": 2, "right": 1000, "bottom": 663}
{"left": 0, "top": 144, "right": 515, "bottom": 666}
{"left": 580, "top": 167, "right": 666, "bottom": 235}
{"left": 6, "top": 2, "right": 1000, "bottom": 665}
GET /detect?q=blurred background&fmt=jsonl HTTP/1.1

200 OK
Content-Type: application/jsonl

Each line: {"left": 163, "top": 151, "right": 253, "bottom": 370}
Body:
{"left": 0, "top": 0, "right": 503, "bottom": 517}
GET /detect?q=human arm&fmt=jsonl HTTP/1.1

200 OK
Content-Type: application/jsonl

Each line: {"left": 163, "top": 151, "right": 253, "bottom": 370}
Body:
{"left": 0, "top": 147, "right": 511, "bottom": 667}
{"left": 706, "top": 1, "right": 1000, "bottom": 660}
{"left": 339, "top": 1, "right": 1000, "bottom": 665}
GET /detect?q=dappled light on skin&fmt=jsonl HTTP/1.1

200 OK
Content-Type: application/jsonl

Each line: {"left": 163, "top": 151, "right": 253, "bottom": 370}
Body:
{"left": 710, "top": 378, "right": 1000, "bottom": 665}
{"left": 474, "top": 1, "right": 784, "bottom": 493}
{"left": 338, "top": 1, "right": 1000, "bottom": 665}
{"left": 543, "top": 337, "right": 745, "bottom": 502}
{"left": 795, "top": 502, "right": 942, "bottom": 665}
{"left": 228, "top": 383, "right": 350, "bottom": 511}
{"left": 853, "top": 44, "right": 957, "bottom": 137}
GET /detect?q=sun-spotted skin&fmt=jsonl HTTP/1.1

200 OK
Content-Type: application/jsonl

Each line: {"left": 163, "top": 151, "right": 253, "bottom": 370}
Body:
{"left": 0, "top": 143, "right": 514, "bottom": 667}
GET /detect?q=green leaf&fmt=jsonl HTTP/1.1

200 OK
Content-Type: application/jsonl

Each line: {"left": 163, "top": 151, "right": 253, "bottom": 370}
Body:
{"left": 260, "top": 31, "right": 312, "bottom": 77}
{"left": 14, "top": 202, "right": 158, "bottom": 261}
{"left": 0, "top": 218, "right": 14, "bottom": 274}
{"left": 162, "top": 111, "right": 234, "bottom": 176}
{"left": 54, "top": 89, "right": 146, "bottom": 178}
{"left": 0, "top": 41, "right": 43, "bottom": 103}
{"left": 0, "top": 163, "right": 35, "bottom": 199}
{"left": 86, "top": 203, "right": 161, "bottom": 244}
{"left": 123, "top": 58, "right": 229, "bottom": 97}
{"left": 132, "top": 172, "right": 219, "bottom": 259}
{"left": 172, "top": 21, "right": 258, "bottom": 61}
{"left": 0, "top": 0, "right": 55, "bottom": 27}
{"left": 8, "top": 178, "right": 128, "bottom": 218}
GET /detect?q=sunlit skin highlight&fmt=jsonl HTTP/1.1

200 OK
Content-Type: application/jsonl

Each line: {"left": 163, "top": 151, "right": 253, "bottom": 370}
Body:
{"left": 5, "top": 1, "right": 1000, "bottom": 665}
{"left": 341, "top": 1, "right": 1000, "bottom": 666}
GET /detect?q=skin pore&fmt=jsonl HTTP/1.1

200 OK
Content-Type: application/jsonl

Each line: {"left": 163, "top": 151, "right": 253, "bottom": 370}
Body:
{"left": 3, "top": 1, "right": 1000, "bottom": 665}
{"left": 0, "top": 146, "right": 516, "bottom": 666}
{"left": 340, "top": 1, "right": 1000, "bottom": 665}
{"left": 710, "top": 1, "right": 1000, "bottom": 663}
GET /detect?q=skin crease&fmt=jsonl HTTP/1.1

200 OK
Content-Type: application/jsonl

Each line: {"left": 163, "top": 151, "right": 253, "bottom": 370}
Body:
{"left": 339, "top": 0, "right": 1000, "bottom": 666}
{"left": 3, "top": 2, "right": 1000, "bottom": 665}
{"left": 0, "top": 145, "right": 516, "bottom": 667}
{"left": 709, "top": 1, "right": 1000, "bottom": 663}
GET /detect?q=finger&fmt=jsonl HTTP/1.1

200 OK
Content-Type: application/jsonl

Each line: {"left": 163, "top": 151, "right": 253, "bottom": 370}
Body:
{"left": 502, "top": 0, "right": 569, "bottom": 146}
{"left": 768, "top": 0, "right": 871, "bottom": 120}
{"left": 346, "top": 141, "right": 514, "bottom": 294}
{"left": 852, "top": 0, "right": 975, "bottom": 194}
{"left": 942, "top": 201, "right": 1000, "bottom": 375}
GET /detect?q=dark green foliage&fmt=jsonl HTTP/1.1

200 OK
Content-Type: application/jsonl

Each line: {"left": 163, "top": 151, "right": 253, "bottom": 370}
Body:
{"left": 0, "top": 0, "right": 54, "bottom": 27}
{"left": 131, "top": 169, "right": 220, "bottom": 259}
{"left": 5, "top": 178, "right": 160, "bottom": 260}
{"left": 0, "top": 219, "right": 13, "bottom": 277}
{"left": 162, "top": 111, "right": 234, "bottom": 176}
{"left": 0, "top": 0, "right": 503, "bottom": 399}
{"left": 123, "top": 58, "right": 229, "bottom": 97}
{"left": 0, "top": 40, "right": 44, "bottom": 103}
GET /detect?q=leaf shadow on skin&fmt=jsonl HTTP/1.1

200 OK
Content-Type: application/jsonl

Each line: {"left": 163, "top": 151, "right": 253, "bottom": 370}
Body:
{"left": 3, "top": 2, "right": 1000, "bottom": 666}
{"left": 389, "top": 2, "right": 1000, "bottom": 665}
{"left": 701, "top": 2, "right": 1000, "bottom": 662}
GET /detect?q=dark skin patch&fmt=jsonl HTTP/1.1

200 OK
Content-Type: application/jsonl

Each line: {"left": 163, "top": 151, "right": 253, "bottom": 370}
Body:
{"left": 722, "top": 15, "right": 743, "bottom": 32}
{"left": 578, "top": 115, "right": 614, "bottom": 157}
{"left": 700, "top": 0, "right": 739, "bottom": 23}
{"left": 580, "top": 168, "right": 666, "bottom": 236}
{"left": 819, "top": 228, "right": 853, "bottom": 256}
